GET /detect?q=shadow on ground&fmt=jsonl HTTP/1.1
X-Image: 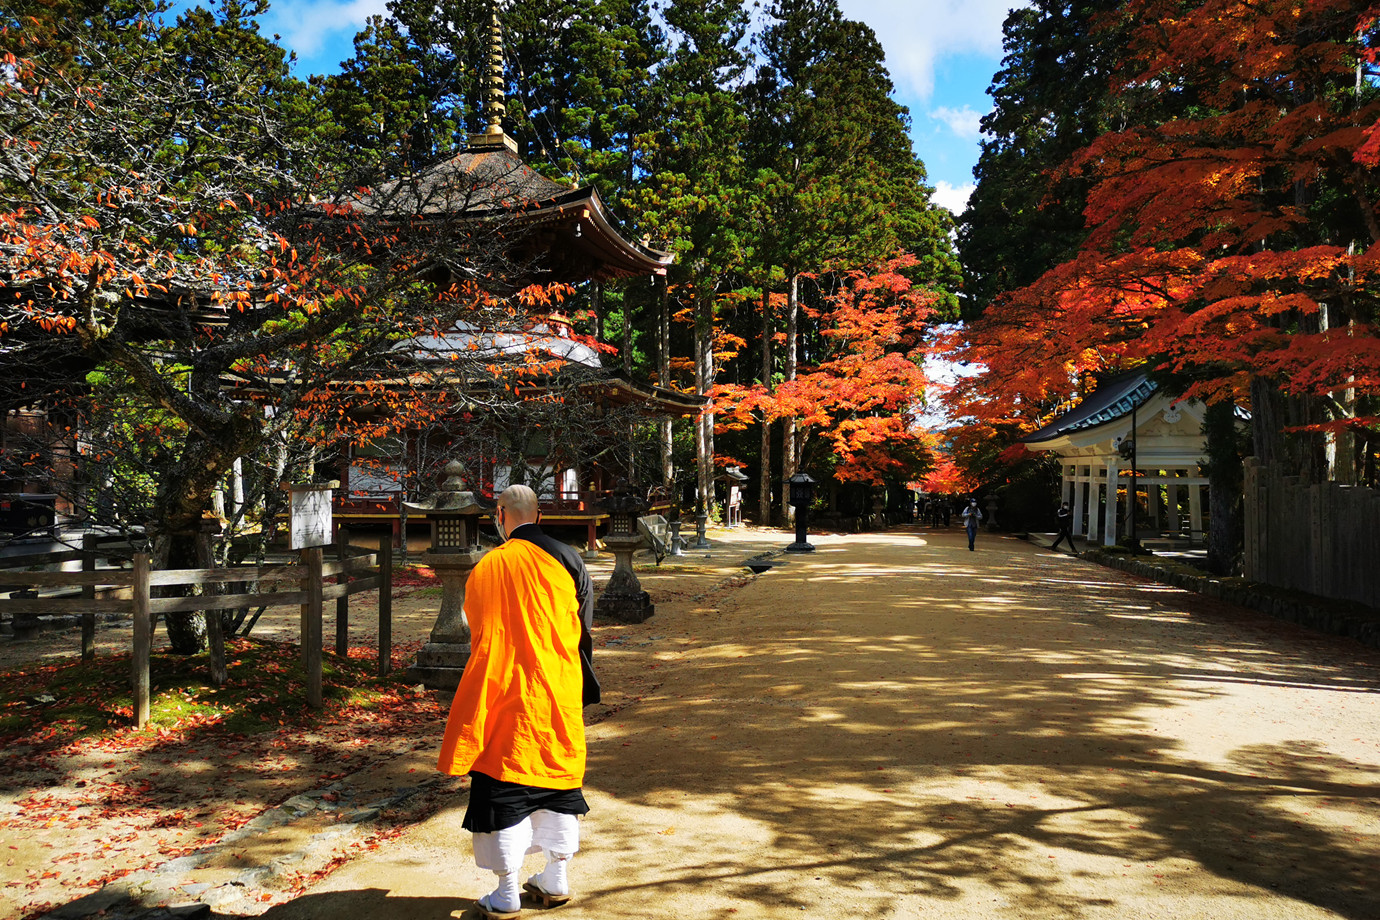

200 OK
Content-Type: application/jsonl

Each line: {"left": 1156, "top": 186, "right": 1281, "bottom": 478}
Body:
{"left": 575, "top": 528, "right": 1380, "bottom": 919}
{"left": 245, "top": 888, "right": 468, "bottom": 920}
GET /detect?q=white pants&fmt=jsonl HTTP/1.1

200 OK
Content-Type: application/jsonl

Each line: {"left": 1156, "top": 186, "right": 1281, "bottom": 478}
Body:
{"left": 471, "top": 809, "right": 581, "bottom": 872}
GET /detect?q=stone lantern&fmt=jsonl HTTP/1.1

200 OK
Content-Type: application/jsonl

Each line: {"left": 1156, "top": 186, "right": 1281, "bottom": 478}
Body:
{"left": 983, "top": 494, "right": 1000, "bottom": 532}
{"left": 595, "top": 480, "right": 654, "bottom": 623}
{"left": 785, "top": 471, "right": 817, "bottom": 553}
{"left": 404, "top": 461, "right": 488, "bottom": 690}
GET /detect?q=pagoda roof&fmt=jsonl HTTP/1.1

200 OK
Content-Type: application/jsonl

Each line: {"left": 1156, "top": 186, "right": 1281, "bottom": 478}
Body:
{"left": 393, "top": 318, "right": 705, "bottom": 418}
{"left": 344, "top": 143, "right": 673, "bottom": 283}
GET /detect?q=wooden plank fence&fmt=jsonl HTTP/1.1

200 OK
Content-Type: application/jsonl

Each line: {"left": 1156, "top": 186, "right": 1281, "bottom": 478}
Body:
{"left": 0, "top": 537, "right": 393, "bottom": 728}
{"left": 1243, "top": 459, "right": 1380, "bottom": 610}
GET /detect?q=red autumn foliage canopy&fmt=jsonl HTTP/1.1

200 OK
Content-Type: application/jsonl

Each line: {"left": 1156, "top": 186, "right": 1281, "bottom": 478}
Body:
{"left": 950, "top": 0, "right": 1380, "bottom": 437}
{"left": 713, "top": 256, "right": 939, "bottom": 484}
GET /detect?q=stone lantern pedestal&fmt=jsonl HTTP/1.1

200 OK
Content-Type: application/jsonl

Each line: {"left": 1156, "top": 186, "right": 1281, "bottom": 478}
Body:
{"left": 409, "top": 547, "right": 486, "bottom": 690}
{"left": 403, "top": 462, "right": 488, "bottom": 690}
{"left": 595, "top": 481, "right": 654, "bottom": 623}
{"left": 693, "top": 512, "right": 711, "bottom": 549}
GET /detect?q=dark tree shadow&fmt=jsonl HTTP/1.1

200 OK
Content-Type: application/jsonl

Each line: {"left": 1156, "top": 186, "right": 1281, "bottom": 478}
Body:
{"left": 244, "top": 887, "right": 471, "bottom": 920}
{"left": 576, "top": 529, "right": 1380, "bottom": 919}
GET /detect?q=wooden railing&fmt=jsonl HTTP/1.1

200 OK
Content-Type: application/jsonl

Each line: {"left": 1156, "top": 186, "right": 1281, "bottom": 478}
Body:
{"left": 0, "top": 538, "right": 393, "bottom": 728}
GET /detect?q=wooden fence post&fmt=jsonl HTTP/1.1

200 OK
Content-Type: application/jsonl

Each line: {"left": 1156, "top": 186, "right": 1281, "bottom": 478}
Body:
{"left": 132, "top": 553, "right": 151, "bottom": 729}
{"left": 378, "top": 535, "right": 392, "bottom": 678}
{"left": 335, "top": 525, "right": 350, "bottom": 657}
{"left": 81, "top": 534, "right": 96, "bottom": 662}
{"left": 301, "top": 546, "right": 324, "bottom": 708}
{"left": 205, "top": 596, "right": 227, "bottom": 688}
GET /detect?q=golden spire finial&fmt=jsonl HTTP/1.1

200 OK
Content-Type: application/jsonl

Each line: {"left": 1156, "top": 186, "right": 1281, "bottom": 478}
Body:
{"left": 470, "top": 1, "right": 518, "bottom": 151}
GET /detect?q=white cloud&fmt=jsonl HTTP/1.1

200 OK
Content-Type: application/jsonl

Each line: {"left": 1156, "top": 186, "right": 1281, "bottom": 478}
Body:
{"left": 263, "top": 0, "right": 390, "bottom": 60}
{"left": 931, "top": 180, "right": 975, "bottom": 214}
{"left": 929, "top": 104, "right": 986, "bottom": 140}
{"left": 838, "top": 0, "right": 1020, "bottom": 101}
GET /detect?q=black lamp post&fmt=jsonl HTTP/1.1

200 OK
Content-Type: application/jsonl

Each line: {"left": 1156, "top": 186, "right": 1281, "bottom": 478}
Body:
{"left": 1118, "top": 402, "right": 1142, "bottom": 552}
{"left": 785, "top": 471, "right": 817, "bottom": 553}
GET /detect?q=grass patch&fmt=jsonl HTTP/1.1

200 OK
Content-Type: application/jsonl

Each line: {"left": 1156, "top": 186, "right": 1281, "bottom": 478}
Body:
{"left": 0, "top": 637, "right": 407, "bottom": 744}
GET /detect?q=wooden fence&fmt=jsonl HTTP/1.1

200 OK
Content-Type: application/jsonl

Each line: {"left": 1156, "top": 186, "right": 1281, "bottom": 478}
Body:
{"left": 0, "top": 538, "right": 393, "bottom": 728}
{"left": 1243, "top": 459, "right": 1380, "bottom": 609}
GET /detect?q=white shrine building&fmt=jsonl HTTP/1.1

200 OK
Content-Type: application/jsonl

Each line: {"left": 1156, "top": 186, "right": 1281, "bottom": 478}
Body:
{"left": 1022, "top": 372, "right": 1212, "bottom": 547}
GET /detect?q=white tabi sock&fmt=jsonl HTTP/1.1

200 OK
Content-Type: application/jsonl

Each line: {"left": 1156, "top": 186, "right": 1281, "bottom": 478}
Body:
{"left": 473, "top": 819, "right": 534, "bottom": 913}
{"left": 528, "top": 850, "right": 571, "bottom": 896}
{"left": 484, "top": 870, "right": 522, "bottom": 913}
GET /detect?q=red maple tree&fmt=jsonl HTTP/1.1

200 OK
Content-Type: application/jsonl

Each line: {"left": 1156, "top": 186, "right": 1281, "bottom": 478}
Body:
{"left": 714, "top": 256, "right": 940, "bottom": 484}
{"left": 951, "top": 0, "right": 1380, "bottom": 475}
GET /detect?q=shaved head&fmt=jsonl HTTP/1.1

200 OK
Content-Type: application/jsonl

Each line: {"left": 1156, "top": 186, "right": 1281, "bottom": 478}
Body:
{"left": 497, "top": 484, "right": 540, "bottom": 529}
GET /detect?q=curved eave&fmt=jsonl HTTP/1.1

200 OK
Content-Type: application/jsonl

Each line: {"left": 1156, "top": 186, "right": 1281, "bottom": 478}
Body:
{"left": 1022, "top": 373, "right": 1159, "bottom": 447}
{"left": 469, "top": 185, "right": 673, "bottom": 280}
{"left": 594, "top": 374, "right": 707, "bottom": 417}
{"left": 577, "top": 188, "right": 674, "bottom": 279}
{"left": 1025, "top": 391, "right": 1222, "bottom": 459}
{"left": 1023, "top": 391, "right": 1173, "bottom": 454}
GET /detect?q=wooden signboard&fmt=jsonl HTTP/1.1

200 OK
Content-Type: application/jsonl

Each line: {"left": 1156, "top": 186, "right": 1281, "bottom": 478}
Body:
{"left": 288, "top": 482, "right": 337, "bottom": 550}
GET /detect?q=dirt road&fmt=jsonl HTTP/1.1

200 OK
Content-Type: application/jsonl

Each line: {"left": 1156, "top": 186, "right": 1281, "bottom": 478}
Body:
{"left": 256, "top": 527, "right": 1380, "bottom": 920}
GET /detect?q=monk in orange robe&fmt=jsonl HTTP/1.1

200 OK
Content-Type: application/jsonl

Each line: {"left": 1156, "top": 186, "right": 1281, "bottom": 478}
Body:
{"left": 437, "top": 484, "right": 592, "bottom": 919}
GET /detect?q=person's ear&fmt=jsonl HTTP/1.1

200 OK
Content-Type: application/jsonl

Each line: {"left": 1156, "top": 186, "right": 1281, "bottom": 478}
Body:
{"left": 535, "top": 510, "right": 543, "bottom": 524}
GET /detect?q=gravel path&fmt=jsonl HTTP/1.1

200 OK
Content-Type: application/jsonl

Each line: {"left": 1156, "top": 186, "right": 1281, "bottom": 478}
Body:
{"left": 256, "top": 526, "right": 1380, "bottom": 920}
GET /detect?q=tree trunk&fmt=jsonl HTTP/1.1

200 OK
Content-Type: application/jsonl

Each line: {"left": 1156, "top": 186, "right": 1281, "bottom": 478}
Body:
{"left": 622, "top": 283, "right": 633, "bottom": 377}
{"left": 1250, "top": 375, "right": 1282, "bottom": 469}
{"left": 694, "top": 289, "right": 716, "bottom": 515}
{"left": 782, "top": 272, "right": 800, "bottom": 522}
{"left": 659, "top": 277, "right": 674, "bottom": 492}
{"left": 154, "top": 529, "right": 209, "bottom": 654}
{"left": 593, "top": 280, "right": 604, "bottom": 343}
{"left": 1249, "top": 376, "right": 1326, "bottom": 481}
{"left": 1320, "top": 300, "right": 1357, "bottom": 484}
{"left": 1203, "top": 399, "right": 1243, "bottom": 576}
{"left": 151, "top": 430, "right": 248, "bottom": 654}
{"left": 759, "top": 284, "right": 774, "bottom": 525}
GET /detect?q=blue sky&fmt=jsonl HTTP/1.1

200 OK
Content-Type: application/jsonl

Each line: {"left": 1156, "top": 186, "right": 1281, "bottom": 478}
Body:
{"left": 237, "top": 0, "right": 1020, "bottom": 215}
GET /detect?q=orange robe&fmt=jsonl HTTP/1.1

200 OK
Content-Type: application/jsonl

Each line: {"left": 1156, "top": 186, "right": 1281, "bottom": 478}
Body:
{"left": 436, "top": 538, "right": 586, "bottom": 789}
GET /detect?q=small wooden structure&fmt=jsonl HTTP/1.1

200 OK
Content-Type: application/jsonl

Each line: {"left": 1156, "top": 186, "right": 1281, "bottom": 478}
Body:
{"left": 0, "top": 539, "right": 392, "bottom": 728}
{"left": 1022, "top": 372, "right": 1218, "bottom": 546}
{"left": 720, "top": 466, "right": 748, "bottom": 528}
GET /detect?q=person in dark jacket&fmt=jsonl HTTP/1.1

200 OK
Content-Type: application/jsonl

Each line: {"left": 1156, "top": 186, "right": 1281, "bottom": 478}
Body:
{"left": 1051, "top": 501, "right": 1078, "bottom": 555}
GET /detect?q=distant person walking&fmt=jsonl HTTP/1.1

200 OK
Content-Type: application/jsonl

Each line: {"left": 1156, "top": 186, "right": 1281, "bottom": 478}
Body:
{"left": 961, "top": 499, "right": 983, "bottom": 551}
{"left": 436, "top": 485, "right": 593, "bottom": 919}
{"left": 1051, "top": 501, "right": 1078, "bottom": 555}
